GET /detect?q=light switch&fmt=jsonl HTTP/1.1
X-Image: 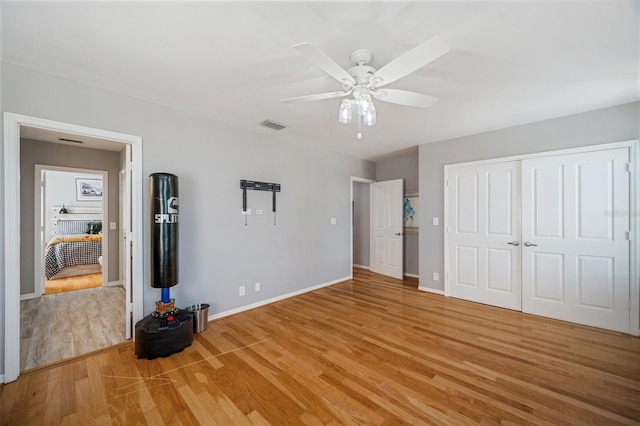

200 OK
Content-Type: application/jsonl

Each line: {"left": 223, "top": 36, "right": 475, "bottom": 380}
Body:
{"left": 110, "top": 222, "right": 117, "bottom": 230}
{"left": 432, "top": 217, "right": 439, "bottom": 226}
{"left": 330, "top": 217, "right": 337, "bottom": 225}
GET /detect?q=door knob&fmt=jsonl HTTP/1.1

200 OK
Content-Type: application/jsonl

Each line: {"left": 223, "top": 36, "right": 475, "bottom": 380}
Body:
{"left": 524, "top": 241, "right": 537, "bottom": 247}
{"left": 507, "top": 241, "right": 520, "bottom": 246}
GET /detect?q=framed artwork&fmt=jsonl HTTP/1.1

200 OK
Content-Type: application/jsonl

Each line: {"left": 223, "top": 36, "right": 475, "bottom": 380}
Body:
{"left": 76, "top": 178, "right": 103, "bottom": 201}
{"left": 403, "top": 190, "right": 418, "bottom": 234}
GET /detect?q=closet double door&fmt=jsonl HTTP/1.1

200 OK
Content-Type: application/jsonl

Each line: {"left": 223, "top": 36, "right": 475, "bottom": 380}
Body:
{"left": 447, "top": 147, "right": 630, "bottom": 333}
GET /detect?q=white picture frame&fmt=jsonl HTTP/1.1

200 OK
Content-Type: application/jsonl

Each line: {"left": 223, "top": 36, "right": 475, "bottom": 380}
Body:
{"left": 76, "top": 178, "right": 103, "bottom": 201}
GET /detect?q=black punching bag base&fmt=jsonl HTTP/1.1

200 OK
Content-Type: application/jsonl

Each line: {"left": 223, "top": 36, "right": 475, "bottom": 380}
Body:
{"left": 134, "top": 310, "right": 193, "bottom": 360}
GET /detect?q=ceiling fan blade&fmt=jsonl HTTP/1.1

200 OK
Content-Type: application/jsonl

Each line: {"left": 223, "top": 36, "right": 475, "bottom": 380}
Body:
{"left": 370, "top": 36, "right": 450, "bottom": 87}
{"left": 294, "top": 42, "right": 356, "bottom": 86}
{"left": 373, "top": 89, "right": 438, "bottom": 108}
{"left": 281, "top": 91, "right": 350, "bottom": 103}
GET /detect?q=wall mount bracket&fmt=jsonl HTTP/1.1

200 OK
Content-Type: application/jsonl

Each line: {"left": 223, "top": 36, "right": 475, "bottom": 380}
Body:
{"left": 240, "top": 180, "right": 281, "bottom": 225}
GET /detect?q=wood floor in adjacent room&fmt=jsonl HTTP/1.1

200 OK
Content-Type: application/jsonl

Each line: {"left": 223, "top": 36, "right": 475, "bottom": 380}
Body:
{"left": 20, "top": 285, "right": 126, "bottom": 371}
{"left": 3, "top": 269, "right": 639, "bottom": 425}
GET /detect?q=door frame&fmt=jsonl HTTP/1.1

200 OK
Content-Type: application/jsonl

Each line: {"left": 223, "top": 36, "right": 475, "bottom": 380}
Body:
{"left": 443, "top": 139, "right": 639, "bottom": 336}
{"left": 3, "top": 112, "right": 144, "bottom": 383}
{"left": 350, "top": 176, "right": 375, "bottom": 278}
{"left": 34, "top": 165, "right": 109, "bottom": 297}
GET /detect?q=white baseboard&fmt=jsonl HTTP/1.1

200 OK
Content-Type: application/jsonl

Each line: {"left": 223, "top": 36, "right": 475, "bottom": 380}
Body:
{"left": 20, "top": 292, "right": 38, "bottom": 301}
{"left": 0, "top": 374, "right": 4, "bottom": 384}
{"left": 353, "top": 264, "right": 370, "bottom": 270}
{"left": 418, "top": 286, "right": 445, "bottom": 295}
{"left": 209, "top": 276, "right": 350, "bottom": 321}
{"left": 107, "top": 280, "right": 122, "bottom": 287}
{"left": 404, "top": 273, "right": 419, "bottom": 279}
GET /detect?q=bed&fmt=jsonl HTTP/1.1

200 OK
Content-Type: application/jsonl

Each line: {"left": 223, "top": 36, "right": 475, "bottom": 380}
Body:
{"left": 44, "top": 219, "right": 103, "bottom": 280}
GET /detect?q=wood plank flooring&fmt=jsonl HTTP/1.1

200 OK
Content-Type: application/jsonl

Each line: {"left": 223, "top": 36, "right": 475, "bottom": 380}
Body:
{"left": 20, "top": 286, "right": 126, "bottom": 371}
{"left": 3, "top": 269, "right": 640, "bottom": 425}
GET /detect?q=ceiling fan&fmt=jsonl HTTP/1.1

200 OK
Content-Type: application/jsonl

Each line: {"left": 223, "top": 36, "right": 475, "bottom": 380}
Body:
{"left": 281, "top": 36, "right": 450, "bottom": 138}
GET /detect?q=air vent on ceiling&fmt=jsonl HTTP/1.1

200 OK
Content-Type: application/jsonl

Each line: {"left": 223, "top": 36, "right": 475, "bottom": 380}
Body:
{"left": 58, "top": 137, "right": 84, "bottom": 144}
{"left": 259, "top": 119, "right": 288, "bottom": 131}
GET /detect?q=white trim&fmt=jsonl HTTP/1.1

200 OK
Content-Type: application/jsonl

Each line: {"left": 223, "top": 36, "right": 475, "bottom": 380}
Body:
{"left": 3, "top": 112, "right": 144, "bottom": 384}
{"left": 353, "top": 264, "right": 370, "bottom": 270}
{"left": 630, "top": 141, "right": 640, "bottom": 336}
{"left": 443, "top": 164, "right": 450, "bottom": 297}
{"left": 108, "top": 280, "right": 122, "bottom": 287}
{"left": 350, "top": 176, "right": 375, "bottom": 279}
{"left": 404, "top": 273, "right": 419, "bottom": 279}
{"left": 418, "top": 286, "right": 445, "bottom": 295}
{"left": 20, "top": 293, "right": 38, "bottom": 301}
{"left": 442, "top": 139, "right": 639, "bottom": 336}
{"left": 209, "top": 276, "right": 350, "bottom": 321}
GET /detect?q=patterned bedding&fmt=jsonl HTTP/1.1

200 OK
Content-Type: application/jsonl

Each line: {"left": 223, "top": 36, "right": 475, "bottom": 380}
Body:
{"left": 44, "top": 220, "right": 103, "bottom": 279}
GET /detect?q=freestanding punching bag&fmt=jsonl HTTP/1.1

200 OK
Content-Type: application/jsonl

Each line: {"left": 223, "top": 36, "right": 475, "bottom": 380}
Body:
{"left": 150, "top": 173, "right": 179, "bottom": 292}
{"left": 134, "top": 173, "right": 193, "bottom": 359}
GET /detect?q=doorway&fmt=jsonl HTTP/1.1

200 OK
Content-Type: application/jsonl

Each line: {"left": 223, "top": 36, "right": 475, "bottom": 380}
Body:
{"left": 351, "top": 177, "right": 405, "bottom": 280}
{"left": 4, "top": 113, "right": 144, "bottom": 383}
{"left": 35, "top": 166, "right": 108, "bottom": 296}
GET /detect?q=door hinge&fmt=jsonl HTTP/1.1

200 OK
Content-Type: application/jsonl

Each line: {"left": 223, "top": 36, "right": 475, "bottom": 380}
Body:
{"left": 127, "top": 302, "right": 133, "bottom": 312}
{"left": 627, "top": 300, "right": 631, "bottom": 310}
{"left": 626, "top": 231, "right": 630, "bottom": 241}
{"left": 625, "top": 163, "right": 631, "bottom": 173}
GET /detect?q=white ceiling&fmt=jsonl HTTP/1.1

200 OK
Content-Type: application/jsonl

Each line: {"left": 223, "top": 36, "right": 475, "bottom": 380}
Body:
{"left": 2, "top": 1, "right": 638, "bottom": 162}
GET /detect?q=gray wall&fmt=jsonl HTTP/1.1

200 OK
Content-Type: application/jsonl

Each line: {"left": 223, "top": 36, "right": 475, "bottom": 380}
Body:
{"left": 20, "top": 140, "right": 121, "bottom": 293}
{"left": 1, "top": 62, "right": 376, "bottom": 374}
{"left": 376, "top": 154, "right": 419, "bottom": 276}
{"left": 352, "top": 181, "right": 370, "bottom": 267}
{"left": 419, "top": 101, "right": 640, "bottom": 292}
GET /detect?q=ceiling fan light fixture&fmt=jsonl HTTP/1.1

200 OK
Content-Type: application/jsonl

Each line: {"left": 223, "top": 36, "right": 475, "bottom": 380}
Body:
{"left": 356, "top": 94, "right": 375, "bottom": 116}
{"left": 286, "top": 37, "right": 450, "bottom": 140}
{"left": 339, "top": 99, "right": 353, "bottom": 124}
{"left": 364, "top": 109, "right": 376, "bottom": 127}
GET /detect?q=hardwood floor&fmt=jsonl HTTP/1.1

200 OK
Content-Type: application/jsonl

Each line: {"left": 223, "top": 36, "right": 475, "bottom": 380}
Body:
{"left": 3, "top": 269, "right": 639, "bottom": 425}
{"left": 44, "top": 271, "right": 103, "bottom": 295}
{"left": 20, "top": 286, "right": 126, "bottom": 371}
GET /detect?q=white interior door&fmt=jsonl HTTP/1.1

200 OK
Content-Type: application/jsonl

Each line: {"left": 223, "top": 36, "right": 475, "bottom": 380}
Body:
{"left": 521, "top": 148, "right": 630, "bottom": 333}
{"left": 447, "top": 161, "right": 522, "bottom": 310}
{"left": 371, "top": 179, "right": 404, "bottom": 279}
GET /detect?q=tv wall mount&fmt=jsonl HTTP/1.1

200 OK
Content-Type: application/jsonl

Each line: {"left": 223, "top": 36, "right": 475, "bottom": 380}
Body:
{"left": 240, "top": 180, "right": 281, "bottom": 225}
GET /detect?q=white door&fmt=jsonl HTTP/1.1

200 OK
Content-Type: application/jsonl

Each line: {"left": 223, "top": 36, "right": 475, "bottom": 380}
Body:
{"left": 371, "top": 179, "right": 404, "bottom": 279}
{"left": 521, "top": 148, "right": 630, "bottom": 332}
{"left": 448, "top": 161, "right": 522, "bottom": 310}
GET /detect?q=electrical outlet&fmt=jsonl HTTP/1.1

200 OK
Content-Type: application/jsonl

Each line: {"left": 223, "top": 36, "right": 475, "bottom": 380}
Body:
{"left": 433, "top": 272, "right": 439, "bottom": 281}
{"left": 239, "top": 286, "right": 245, "bottom": 296}
{"left": 256, "top": 209, "right": 264, "bottom": 215}
{"left": 255, "top": 282, "right": 261, "bottom": 292}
